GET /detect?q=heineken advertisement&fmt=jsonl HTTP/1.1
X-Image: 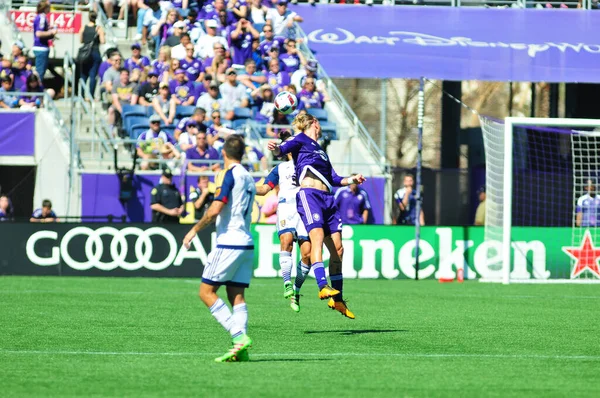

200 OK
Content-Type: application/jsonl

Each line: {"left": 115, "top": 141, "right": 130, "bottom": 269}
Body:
{"left": 1, "top": 223, "right": 596, "bottom": 280}
{"left": 254, "top": 225, "right": 589, "bottom": 280}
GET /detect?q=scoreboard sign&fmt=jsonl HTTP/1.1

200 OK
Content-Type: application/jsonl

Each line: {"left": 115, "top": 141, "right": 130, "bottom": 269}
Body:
{"left": 10, "top": 11, "right": 82, "bottom": 34}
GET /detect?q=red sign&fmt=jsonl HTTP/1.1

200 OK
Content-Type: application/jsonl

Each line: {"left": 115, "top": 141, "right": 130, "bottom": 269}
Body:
{"left": 10, "top": 11, "right": 82, "bottom": 34}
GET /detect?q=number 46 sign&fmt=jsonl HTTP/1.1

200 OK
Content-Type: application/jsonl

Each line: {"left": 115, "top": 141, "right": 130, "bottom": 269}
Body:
{"left": 10, "top": 11, "right": 82, "bottom": 34}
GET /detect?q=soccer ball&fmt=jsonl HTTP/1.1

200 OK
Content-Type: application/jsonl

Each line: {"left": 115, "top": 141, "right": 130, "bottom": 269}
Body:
{"left": 274, "top": 91, "right": 298, "bottom": 115}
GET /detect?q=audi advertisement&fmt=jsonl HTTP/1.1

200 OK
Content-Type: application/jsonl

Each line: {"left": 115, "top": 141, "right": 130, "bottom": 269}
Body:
{"left": 0, "top": 224, "right": 215, "bottom": 277}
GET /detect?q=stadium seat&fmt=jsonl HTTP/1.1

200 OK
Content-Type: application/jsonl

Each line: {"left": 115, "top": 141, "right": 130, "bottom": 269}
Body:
{"left": 162, "top": 126, "right": 175, "bottom": 137}
{"left": 253, "top": 23, "right": 265, "bottom": 35}
{"left": 146, "top": 106, "right": 157, "bottom": 117}
{"left": 125, "top": 116, "right": 149, "bottom": 137}
{"left": 306, "top": 108, "right": 328, "bottom": 121}
{"left": 232, "top": 119, "right": 249, "bottom": 130}
{"left": 130, "top": 124, "right": 149, "bottom": 139}
{"left": 233, "top": 107, "right": 253, "bottom": 120}
{"left": 122, "top": 105, "right": 148, "bottom": 118}
{"left": 176, "top": 105, "right": 196, "bottom": 119}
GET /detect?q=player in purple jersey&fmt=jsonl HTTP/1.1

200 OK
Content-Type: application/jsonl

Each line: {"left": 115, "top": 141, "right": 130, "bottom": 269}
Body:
{"left": 268, "top": 113, "right": 366, "bottom": 319}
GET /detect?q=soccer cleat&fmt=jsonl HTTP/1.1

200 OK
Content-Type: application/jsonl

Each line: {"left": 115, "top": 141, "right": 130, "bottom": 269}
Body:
{"left": 318, "top": 285, "right": 340, "bottom": 300}
{"left": 290, "top": 294, "right": 301, "bottom": 312}
{"left": 283, "top": 281, "right": 294, "bottom": 299}
{"left": 214, "top": 334, "right": 253, "bottom": 363}
{"left": 328, "top": 298, "right": 356, "bottom": 319}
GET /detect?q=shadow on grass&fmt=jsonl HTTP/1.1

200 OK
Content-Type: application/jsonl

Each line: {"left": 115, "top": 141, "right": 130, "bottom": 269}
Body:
{"left": 250, "top": 358, "right": 333, "bottom": 363}
{"left": 304, "top": 329, "right": 408, "bottom": 335}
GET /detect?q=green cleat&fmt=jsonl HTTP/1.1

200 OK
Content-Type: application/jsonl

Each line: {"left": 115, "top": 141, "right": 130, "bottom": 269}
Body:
{"left": 214, "top": 334, "right": 253, "bottom": 363}
{"left": 283, "top": 281, "right": 294, "bottom": 299}
{"left": 290, "top": 293, "right": 301, "bottom": 313}
{"left": 237, "top": 349, "right": 250, "bottom": 362}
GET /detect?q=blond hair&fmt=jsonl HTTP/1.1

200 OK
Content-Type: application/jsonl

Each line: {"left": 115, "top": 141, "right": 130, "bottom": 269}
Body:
{"left": 292, "top": 113, "right": 317, "bottom": 133}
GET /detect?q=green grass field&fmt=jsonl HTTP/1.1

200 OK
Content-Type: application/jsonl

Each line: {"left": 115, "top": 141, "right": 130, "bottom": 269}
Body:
{"left": 1, "top": 276, "right": 599, "bottom": 397}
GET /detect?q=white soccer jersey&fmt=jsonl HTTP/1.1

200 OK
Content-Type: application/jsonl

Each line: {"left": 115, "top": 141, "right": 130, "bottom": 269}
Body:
{"left": 213, "top": 163, "right": 256, "bottom": 247}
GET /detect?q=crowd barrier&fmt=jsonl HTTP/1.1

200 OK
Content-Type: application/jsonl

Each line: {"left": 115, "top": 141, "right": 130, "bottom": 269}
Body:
{"left": 0, "top": 223, "right": 573, "bottom": 280}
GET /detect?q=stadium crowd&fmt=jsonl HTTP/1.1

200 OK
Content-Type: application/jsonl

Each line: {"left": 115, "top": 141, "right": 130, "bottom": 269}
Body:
{"left": 80, "top": 0, "right": 333, "bottom": 173}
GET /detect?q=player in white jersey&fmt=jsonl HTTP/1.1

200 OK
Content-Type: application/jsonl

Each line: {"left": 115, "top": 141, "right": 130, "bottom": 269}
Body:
{"left": 183, "top": 135, "right": 256, "bottom": 363}
{"left": 256, "top": 131, "right": 311, "bottom": 313}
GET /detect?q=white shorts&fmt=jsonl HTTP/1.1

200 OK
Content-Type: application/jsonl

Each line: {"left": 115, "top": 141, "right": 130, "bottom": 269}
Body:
{"left": 201, "top": 245, "right": 254, "bottom": 288}
{"left": 277, "top": 201, "right": 308, "bottom": 241}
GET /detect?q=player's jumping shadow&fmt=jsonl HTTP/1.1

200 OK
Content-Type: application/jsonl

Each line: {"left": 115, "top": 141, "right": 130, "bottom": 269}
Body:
{"left": 304, "top": 329, "right": 407, "bottom": 335}
{"left": 250, "top": 358, "right": 332, "bottom": 363}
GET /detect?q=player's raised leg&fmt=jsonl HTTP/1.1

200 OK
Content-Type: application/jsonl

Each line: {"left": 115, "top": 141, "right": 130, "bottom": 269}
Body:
{"left": 325, "top": 234, "right": 355, "bottom": 319}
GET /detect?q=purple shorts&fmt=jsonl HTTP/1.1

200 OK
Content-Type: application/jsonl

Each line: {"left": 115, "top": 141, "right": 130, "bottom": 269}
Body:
{"left": 296, "top": 188, "right": 342, "bottom": 236}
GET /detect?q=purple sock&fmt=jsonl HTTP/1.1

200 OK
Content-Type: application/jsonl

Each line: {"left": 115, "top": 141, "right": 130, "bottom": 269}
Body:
{"left": 313, "top": 262, "right": 328, "bottom": 290}
{"left": 330, "top": 273, "right": 343, "bottom": 301}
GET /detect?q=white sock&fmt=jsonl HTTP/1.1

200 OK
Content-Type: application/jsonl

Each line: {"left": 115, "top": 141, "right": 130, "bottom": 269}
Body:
{"left": 209, "top": 298, "right": 242, "bottom": 338}
{"left": 232, "top": 303, "right": 248, "bottom": 335}
{"left": 294, "top": 261, "right": 311, "bottom": 292}
{"left": 280, "top": 251, "right": 293, "bottom": 283}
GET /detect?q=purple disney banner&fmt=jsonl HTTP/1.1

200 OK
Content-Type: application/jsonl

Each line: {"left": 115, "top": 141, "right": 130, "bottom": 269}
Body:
{"left": 0, "top": 112, "right": 35, "bottom": 156}
{"left": 296, "top": 6, "right": 600, "bottom": 82}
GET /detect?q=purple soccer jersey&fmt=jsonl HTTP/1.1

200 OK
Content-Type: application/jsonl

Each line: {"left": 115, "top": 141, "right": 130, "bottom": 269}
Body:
{"left": 186, "top": 145, "right": 220, "bottom": 166}
{"left": 230, "top": 31, "right": 254, "bottom": 66}
{"left": 298, "top": 89, "right": 324, "bottom": 109}
{"left": 150, "top": 60, "right": 169, "bottom": 77}
{"left": 334, "top": 187, "right": 371, "bottom": 225}
{"left": 179, "top": 58, "right": 203, "bottom": 81}
{"left": 265, "top": 70, "right": 290, "bottom": 94}
{"left": 259, "top": 37, "right": 286, "bottom": 57}
{"left": 279, "top": 53, "right": 300, "bottom": 74}
{"left": 33, "top": 14, "right": 51, "bottom": 49}
{"left": 169, "top": 80, "right": 195, "bottom": 103}
{"left": 12, "top": 69, "right": 31, "bottom": 91}
{"left": 278, "top": 132, "right": 344, "bottom": 192}
{"left": 202, "top": 56, "right": 232, "bottom": 73}
{"left": 124, "top": 56, "right": 151, "bottom": 72}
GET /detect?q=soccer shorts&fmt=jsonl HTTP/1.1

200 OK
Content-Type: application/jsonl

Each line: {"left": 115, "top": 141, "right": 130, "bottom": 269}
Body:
{"left": 296, "top": 188, "right": 342, "bottom": 236}
{"left": 201, "top": 245, "right": 254, "bottom": 288}
{"left": 277, "top": 201, "right": 309, "bottom": 241}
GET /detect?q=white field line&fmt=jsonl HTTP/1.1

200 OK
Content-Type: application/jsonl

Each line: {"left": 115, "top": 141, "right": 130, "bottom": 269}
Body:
{"left": 0, "top": 349, "right": 599, "bottom": 361}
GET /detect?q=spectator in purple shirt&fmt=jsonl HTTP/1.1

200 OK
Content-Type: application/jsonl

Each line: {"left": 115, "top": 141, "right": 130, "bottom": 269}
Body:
{"left": 238, "top": 59, "right": 267, "bottom": 91}
{"left": 33, "top": 1, "right": 57, "bottom": 81}
{"left": 259, "top": 25, "right": 286, "bottom": 57}
{"left": 217, "top": 8, "right": 237, "bottom": 38}
{"left": 229, "top": 18, "right": 260, "bottom": 69}
{"left": 19, "top": 73, "right": 45, "bottom": 109}
{"left": 0, "top": 59, "right": 14, "bottom": 86}
{"left": 186, "top": 130, "right": 221, "bottom": 171}
{"left": 229, "top": 0, "right": 249, "bottom": 20}
{"left": 12, "top": 56, "right": 32, "bottom": 91}
{"left": 265, "top": 58, "right": 290, "bottom": 94}
{"left": 169, "top": 69, "right": 196, "bottom": 106}
{"left": 334, "top": 179, "right": 371, "bottom": 225}
{"left": 179, "top": 45, "right": 204, "bottom": 83}
{"left": 30, "top": 199, "right": 58, "bottom": 223}
{"left": 175, "top": 107, "right": 207, "bottom": 140}
{"left": 279, "top": 38, "right": 306, "bottom": 74}
{"left": 298, "top": 77, "right": 328, "bottom": 109}
{"left": 124, "top": 43, "right": 151, "bottom": 73}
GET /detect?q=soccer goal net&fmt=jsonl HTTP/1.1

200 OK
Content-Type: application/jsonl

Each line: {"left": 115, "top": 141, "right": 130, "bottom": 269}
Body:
{"left": 481, "top": 117, "right": 600, "bottom": 284}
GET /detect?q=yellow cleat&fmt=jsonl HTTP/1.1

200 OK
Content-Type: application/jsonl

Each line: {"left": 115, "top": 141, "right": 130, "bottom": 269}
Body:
{"left": 318, "top": 285, "right": 340, "bottom": 300}
{"left": 328, "top": 298, "right": 356, "bottom": 319}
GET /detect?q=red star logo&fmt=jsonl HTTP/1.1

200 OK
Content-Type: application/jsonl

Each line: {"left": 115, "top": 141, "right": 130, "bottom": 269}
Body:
{"left": 562, "top": 231, "right": 600, "bottom": 279}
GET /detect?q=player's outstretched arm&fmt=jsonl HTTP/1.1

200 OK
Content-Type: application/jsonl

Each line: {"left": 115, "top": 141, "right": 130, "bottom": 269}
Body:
{"left": 255, "top": 184, "right": 273, "bottom": 196}
{"left": 339, "top": 174, "right": 367, "bottom": 187}
{"left": 183, "top": 201, "right": 225, "bottom": 249}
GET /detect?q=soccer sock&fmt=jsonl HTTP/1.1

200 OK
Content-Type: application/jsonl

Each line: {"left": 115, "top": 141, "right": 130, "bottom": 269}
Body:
{"left": 294, "top": 261, "right": 311, "bottom": 292}
{"left": 313, "top": 262, "right": 328, "bottom": 290}
{"left": 209, "top": 298, "right": 243, "bottom": 339}
{"left": 232, "top": 303, "right": 248, "bottom": 335}
{"left": 330, "top": 273, "right": 344, "bottom": 301}
{"left": 280, "top": 251, "right": 293, "bottom": 284}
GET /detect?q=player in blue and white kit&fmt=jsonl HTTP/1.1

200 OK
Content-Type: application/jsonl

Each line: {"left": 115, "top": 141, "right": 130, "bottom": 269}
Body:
{"left": 183, "top": 135, "right": 256, "bottom": 363}
{"left": 256, "top": 131, "right": 311, "bottom": 312}
{"left": 267, "top": 113, "right": 366, "bottom": 319}
{"left": 576, "top": 179, "right": 600, "bottom": 227}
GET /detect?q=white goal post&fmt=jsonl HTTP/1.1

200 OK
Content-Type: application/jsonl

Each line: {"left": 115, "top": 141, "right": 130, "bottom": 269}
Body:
{"left": 481, "top": 117, "right": 600, "bottom": 284}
